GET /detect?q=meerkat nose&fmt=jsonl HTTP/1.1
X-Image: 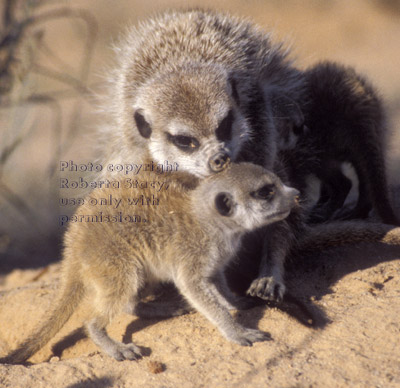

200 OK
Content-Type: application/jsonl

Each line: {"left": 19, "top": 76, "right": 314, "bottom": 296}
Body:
{"left": 283, "top": 185, "right": 300, "bottom": 203}
{"left": 208, "top": 151, "right": 231, "bottom": 172}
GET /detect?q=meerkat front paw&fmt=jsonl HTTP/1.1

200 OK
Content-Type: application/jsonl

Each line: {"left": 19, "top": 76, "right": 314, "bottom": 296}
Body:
{"left": 107, "top": 342, "right": 143, "bottom": 361}
{"left": 247, "top": 276, "right": 286, "bottom": 302}
{"left": 227, "top": 327, "right": 272, "bottom": 346}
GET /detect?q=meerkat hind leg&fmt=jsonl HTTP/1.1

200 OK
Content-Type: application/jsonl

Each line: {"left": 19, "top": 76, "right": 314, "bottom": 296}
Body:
{"left": 177, "top": 275, "right": 271, "bottom": 346}
{"left": 86, "top": 290, "right": 143, "bottom": 361}
{"left": 86, "top": 316, "right": 142, "bottom": 361}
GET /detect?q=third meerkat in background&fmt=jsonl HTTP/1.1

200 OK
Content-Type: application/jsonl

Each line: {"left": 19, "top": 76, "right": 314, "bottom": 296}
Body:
{"left": 281, "top": 61, "right": 399, "bottom": 226}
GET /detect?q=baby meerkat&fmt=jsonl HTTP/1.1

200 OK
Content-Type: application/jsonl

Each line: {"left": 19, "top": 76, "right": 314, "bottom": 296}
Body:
{"left": 0, "top": 163, "right": 300, "bottom": 364}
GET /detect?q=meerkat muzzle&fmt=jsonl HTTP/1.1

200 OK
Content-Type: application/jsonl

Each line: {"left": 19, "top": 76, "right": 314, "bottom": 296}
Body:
{"left": 209, "top": 151, "right": 231, "bottom": 172}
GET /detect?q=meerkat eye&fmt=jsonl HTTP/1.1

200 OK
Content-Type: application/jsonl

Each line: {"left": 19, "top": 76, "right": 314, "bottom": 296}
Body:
{"left": 167, "top": 133, "right": 200, "bottom": 152}
{"left": 215, "top": 192, "right": 234, "bottom": 217}
{"left": 251, "top": 184, "right": 275, "bottom": 200}
{"left": 216, "top": 109, "right": 234, "bottom": 141}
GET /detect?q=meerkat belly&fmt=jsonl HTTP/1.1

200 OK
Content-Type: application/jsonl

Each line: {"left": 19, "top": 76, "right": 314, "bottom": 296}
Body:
{"left": 144, "top": 260, "right": 175, "bottom": 283}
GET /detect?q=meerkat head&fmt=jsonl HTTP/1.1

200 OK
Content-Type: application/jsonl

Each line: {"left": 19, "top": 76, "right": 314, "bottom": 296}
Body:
{"left": 193, "top": 162, "right": 300, "bottom": 232}
{"left": 270, "top": 91, "right": 307, "bottom": 151}
{"left": 129, "top": 64, "right": 251, "bottom": 177}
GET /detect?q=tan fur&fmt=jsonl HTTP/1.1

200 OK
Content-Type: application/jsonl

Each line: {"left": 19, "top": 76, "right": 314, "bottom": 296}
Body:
{"left": 0, "top": 163, "right": 299, "bottom": 363}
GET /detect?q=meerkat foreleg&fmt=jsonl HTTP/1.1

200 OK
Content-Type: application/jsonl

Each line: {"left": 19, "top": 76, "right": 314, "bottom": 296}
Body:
{"left": 247, "top": 245, "right": 286, "bottom": 301}
{"left": 247, "top": 223, "right": 290, "bottom": 301}
{"left": 176, "top": 271, "right": 271, "bottom": 346}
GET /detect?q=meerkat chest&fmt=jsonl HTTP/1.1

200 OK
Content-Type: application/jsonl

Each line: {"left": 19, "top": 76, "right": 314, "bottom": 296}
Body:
{"left": 205, "top": 236, "right": 240, "bottom": 273}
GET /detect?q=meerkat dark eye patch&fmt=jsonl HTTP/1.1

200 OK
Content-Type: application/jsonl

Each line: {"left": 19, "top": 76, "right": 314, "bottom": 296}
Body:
{"left": 293, "top": 123, "right": 305, "bottom": 136}
{"left": 228, "top": 76, "right": 240, "bottom": 105}
{"left": 216, "top": 109, "right": 234, "bottom": 141}
{"left": 251, "top": 184, "right": 275, "bottom": 201}
{"left": 166, "top": 133, "right": 200, "bottom": 153}
{"left": 215, "top": 192, "right": 234, "bottom": 217}
{"left": 134, "top": 110, "right": 152, "bottom": 139}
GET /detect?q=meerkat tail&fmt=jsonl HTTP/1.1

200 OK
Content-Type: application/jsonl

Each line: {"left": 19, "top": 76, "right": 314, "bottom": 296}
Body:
{"left": 0, "top": 276, "right": 84, "bottom": 365}
{"left": 293, "top": 221, "right": 400, "bottom": 256}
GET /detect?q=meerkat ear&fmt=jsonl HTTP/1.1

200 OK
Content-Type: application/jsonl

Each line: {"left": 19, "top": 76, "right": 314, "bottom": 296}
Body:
{"left": 134, "top": 109, "right": 152, "bottom": 139}
{"left": 215, "top": 192, "right": 234, "bottom": 217}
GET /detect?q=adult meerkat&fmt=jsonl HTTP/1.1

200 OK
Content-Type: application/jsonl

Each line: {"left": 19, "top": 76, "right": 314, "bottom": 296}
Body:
{"left": 280, "top": 61, "right": 399, "bottom": 226}
{"left": 101, "top": 9, "right": 304, "bottom": 178}
{"left": 0, "top": 163, "right": 300, "bottom": 364}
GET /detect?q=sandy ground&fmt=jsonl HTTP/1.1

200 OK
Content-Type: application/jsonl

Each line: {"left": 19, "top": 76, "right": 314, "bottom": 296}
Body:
{"left": 1, "top": 0, "right": 400, "bottom": 387}
{"left": 1, "top": 242, "right": 400, "bottom": 387}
